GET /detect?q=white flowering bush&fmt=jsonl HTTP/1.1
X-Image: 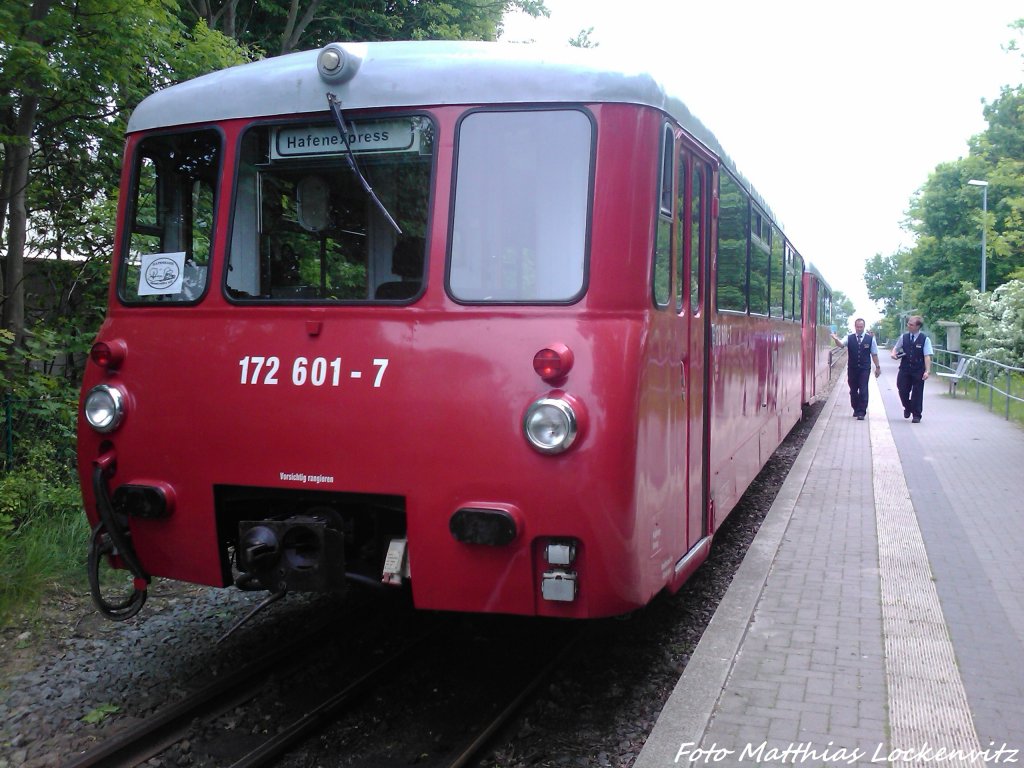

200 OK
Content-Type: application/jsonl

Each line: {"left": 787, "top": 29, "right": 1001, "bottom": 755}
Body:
{"left": 962, "top": 280, "right": 1024, "bottom": 366}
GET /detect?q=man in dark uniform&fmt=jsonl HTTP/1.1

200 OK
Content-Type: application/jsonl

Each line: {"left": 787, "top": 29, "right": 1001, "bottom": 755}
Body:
{"left": 831, "top": 318, "right": 881, "bottom": 420}
{"left": 890, "top": 315, "right": 932, "bottom": 423}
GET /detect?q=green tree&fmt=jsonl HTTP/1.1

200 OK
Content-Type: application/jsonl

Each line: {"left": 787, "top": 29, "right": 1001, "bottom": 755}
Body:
{"left": 864, "top": 251, "right": 914, "bottom": 339}
{"left": 865, "top": 252, "right": 900, "bottom": 311}
{"left": 569, "top": 27, "right": 598, "bottom": 48}
{"left": 181, "top": 0, "right": 550, "bottom": 55}
{"left": 905, "top": 162, "right": 988, "bottom": 322}
{"left": 831, "top": 290, "right": 856, "bottom": 333}
{"left": 1, "top": 1, "right": 251, "bottom": 369}
{"left": 900, "top": 23, "right": 1024, "bottom": 329}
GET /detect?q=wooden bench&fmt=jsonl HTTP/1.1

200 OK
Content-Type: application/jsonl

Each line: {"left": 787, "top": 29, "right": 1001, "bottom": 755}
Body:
{"left": 935, "top": 357, "right": 970, "bottom": 396}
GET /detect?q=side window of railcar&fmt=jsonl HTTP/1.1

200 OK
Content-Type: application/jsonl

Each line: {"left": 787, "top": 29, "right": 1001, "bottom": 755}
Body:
{"left": 449, "top": 109, "right": 592, "bottom": 303}
{"left": 653, "top": 124, "right": 673, "bottom": 308}
{"left": 748, "top": 209, "right": 769, "bottom": 316}
{"left": 120, "top": 130, "right": 220, "bottom": 304}
{"left": 226, "top": 116, "right": 433, "bottom": 302}
{"left": 770, "top": 225, "right": 785, "bottom": 317}
{"left": 716, "top": 173, "right": 747, "bottom": 312}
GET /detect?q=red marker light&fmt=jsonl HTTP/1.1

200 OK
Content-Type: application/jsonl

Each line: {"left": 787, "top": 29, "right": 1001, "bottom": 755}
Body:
{"left": 90, "top": 339, "right": 127, "bottom": 371}
{"left": 533, "top": 344, "right": 574, "bottom": 383}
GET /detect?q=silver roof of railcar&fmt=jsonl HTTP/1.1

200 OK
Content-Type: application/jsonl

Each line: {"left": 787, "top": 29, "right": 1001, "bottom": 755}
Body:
{"left": 805, "top": 261, "right": 833, "bottom": 292}
{"left": 130, "top": 41, "right": 727, "bottom": 156}
{"left": 128, "top": 40, "right": 792, "bottom": 249}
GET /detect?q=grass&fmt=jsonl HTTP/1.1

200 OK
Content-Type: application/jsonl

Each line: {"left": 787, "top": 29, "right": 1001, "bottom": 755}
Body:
{"left": 949, "top": 369, "right": 1024, "bottom": 426}
{"left": 0, "top": 506, "right": 94, "bottom": 626}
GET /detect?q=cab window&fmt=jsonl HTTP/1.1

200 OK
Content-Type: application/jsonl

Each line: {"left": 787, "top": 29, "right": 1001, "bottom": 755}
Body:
{"left": 119, "top": 130, "right": 220, "bottom": 304}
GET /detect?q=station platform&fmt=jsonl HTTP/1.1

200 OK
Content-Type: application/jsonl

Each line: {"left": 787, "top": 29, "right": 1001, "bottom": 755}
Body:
{"left": 634, "top": 352, "right": 1024, "bottom": 768}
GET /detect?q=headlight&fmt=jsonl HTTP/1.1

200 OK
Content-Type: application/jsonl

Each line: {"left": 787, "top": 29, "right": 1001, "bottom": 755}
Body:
{"left": 84, "top": 385, "right": 125, "bottom": 433}
{"left": 523, "top": 397, "right": 578, "bottom": 454}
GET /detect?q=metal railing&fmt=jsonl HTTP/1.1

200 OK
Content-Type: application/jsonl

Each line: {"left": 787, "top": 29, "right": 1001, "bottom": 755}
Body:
{"left": 933, "top": 349, "right": 1024, "bottom": 421}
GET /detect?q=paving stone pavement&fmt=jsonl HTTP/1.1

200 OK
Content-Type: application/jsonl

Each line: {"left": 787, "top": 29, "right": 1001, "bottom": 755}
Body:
{"left": 634, "top": 352, "right": 1024, "bottom": 768}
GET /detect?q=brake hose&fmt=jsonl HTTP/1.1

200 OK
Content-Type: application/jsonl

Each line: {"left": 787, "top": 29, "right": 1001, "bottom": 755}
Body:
{"left": 87, "top": 463, "right": 150, "bottom": 620}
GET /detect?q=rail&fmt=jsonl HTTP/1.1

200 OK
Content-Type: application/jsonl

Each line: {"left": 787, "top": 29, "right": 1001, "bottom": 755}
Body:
{"left": 932, "top": 349, "right": 1024, "bottom": 422}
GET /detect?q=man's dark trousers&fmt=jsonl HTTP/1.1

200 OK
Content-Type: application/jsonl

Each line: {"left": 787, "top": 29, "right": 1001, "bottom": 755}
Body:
{"left": 897, "top": 369, "right": 925, "bottom": 418}
{"left": 846, "top": 332, "right": 873, "bottom": 416}
{"left": 848, "top": 367, "right": 870, "bottom": 416}
{"left": 896, "top": 331, "right": 928, "bottom": 419}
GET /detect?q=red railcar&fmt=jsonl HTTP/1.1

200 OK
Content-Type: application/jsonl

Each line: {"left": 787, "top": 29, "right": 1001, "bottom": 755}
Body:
{"left": 78, "top": 42, "right": 832, "bottom": 622}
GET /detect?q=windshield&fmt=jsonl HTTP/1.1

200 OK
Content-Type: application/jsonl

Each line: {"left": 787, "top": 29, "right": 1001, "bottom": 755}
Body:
{"left": 449, "top": 109, "right": 592, "bottom": 303}
{"left": 227, "top": 116, "right": 434, "bottom": 302}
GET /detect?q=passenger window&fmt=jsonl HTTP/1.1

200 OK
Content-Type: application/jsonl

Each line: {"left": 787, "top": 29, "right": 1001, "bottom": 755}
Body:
{"left": 716, "top": 173, "right": 747, "bottom": 312}
{"left": 770, "top": 225, "right": 784, "bottom": 317}
{"left": 748, "top": 207, "right": 769, "bottom": 316}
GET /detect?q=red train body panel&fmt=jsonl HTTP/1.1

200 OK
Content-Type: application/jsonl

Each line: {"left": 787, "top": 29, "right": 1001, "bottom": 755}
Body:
{"left": 77, "top": 42, "right": 832, "bottom": 621}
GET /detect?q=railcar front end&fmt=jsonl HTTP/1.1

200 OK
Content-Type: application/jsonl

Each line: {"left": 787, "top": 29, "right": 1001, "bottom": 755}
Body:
{"left": 77, "top": 43, "right": 703, "bottom": 621}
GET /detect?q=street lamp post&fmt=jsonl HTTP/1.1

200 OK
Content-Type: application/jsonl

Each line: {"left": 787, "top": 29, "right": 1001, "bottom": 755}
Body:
{"left": 967, "top": 179, "right": 988, "bottom": 292}
{"left": 896, "top": 279, "right": 907, "bottom": 329}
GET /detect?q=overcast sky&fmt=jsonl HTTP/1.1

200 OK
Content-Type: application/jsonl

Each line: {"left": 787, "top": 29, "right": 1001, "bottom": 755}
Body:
{"left": 500, "top": 0, "right": 1023, "bottom": 326}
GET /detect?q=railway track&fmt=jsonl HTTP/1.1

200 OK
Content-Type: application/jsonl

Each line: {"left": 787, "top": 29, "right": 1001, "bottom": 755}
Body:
{"left": 239, "top": 623, "right": 584, "bottom": 768}
{"left": 443, "top": 629, "right": 585, "bottom": 768}
{"left": 63, "top": 611, "right": 583, "bottom": 768}
{"left": 62, "top": 616, "right": 340, "bottom": 768}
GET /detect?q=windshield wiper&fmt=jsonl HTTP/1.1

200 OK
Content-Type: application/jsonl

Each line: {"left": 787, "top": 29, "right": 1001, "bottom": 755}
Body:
{"left": 326, "top": 93, "right": 402, "bottom": 235}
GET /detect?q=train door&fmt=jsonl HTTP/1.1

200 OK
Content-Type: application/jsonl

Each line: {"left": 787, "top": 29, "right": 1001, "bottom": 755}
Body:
{"left": 802, "top": 271, "right": 816, "bottom": 401}
{"left": 676, "top": 145, "right": 711, "bottom": 552}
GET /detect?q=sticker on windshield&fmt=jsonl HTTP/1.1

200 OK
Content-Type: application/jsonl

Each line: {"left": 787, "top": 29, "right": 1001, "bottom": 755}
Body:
{"left": 138, "top": 252, "right": 185, "bottom": 296}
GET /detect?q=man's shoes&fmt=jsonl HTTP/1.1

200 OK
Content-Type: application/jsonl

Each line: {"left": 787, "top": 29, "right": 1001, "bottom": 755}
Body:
{"left": 857, "top": 414, "right": 865, "bottom": 420}
{"left": 912, "top": 416, "right": 921, "bottom": 423}
{"left": 904, "top": 409, "right": 912, "bottom": 419}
